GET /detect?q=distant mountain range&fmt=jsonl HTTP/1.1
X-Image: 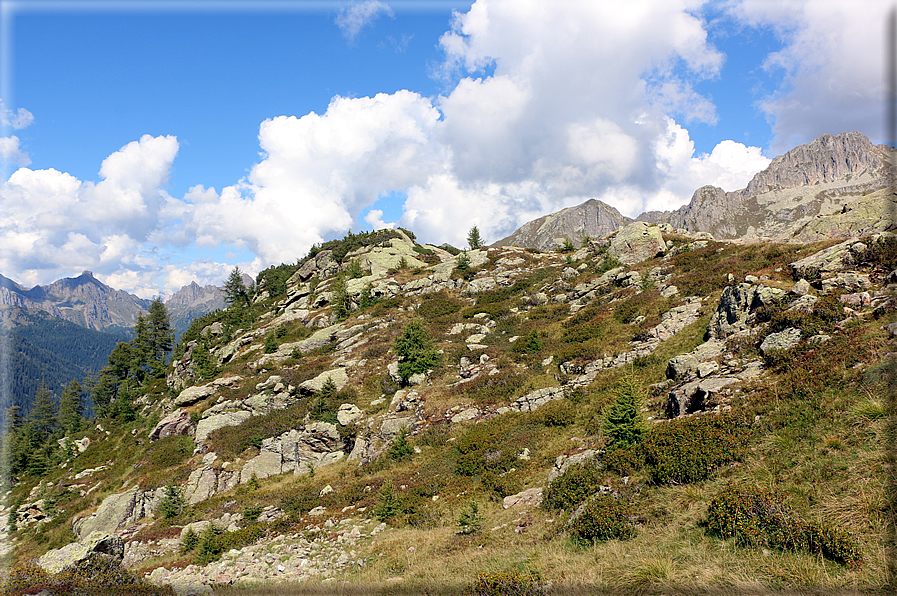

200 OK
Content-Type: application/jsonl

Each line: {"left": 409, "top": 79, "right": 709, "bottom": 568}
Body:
{"left": 0, "top": 272, "right": 229, "bottom": 336}
{"left": 1, "top": 272, "right": 235, "bottom": 410}
{"left": 496, "top": 131, "right": 893, "bottom": 250}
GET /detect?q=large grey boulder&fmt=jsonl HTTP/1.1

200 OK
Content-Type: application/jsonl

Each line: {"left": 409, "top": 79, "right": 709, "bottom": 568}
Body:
{"left": 547, "top": 449, "right": 599, "bottom": 483}
{"left": 174, "top": 384, "right": 217, "bottom": 407}
{"left": 73, "top": 486, "right": 145, "bottom": 539}
{"left": 299, "top": 368, "right": 349, "bottom": 394}
{"left": 607, "top": 222, "right": 667, "bottom": 265}
{"left": 194, "top": 410, "right": 252, "bottom": 445}
{"left": 149, "top": 409, "right": 195, "bottom": 441}
{"left": 38, "top": 531, "right": 124, "bottom": 574}
{"left": 760, "top": 327, "right": 803, "bottom": 354}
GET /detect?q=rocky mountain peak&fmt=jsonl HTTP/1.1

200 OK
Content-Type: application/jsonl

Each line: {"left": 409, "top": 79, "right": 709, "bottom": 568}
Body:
{"left": 494, "top": 198, "right": 631, "bottom": 251}
{"left": 743, "top": 131, "right": 886, "bottom": 195}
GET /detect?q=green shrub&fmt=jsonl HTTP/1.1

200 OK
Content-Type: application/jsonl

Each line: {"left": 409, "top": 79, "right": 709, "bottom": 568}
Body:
{"left": 541, "top": 462, "right": 603, "bottom": 511}
{"left": 470, "top": 570, "right": 545, "bottom": 596}
{"left": 481, "top": 470, "right": 521, "bottom": 501}
{"left": 642, "top": 413, "right": 752, "bottom": 484}
{"left": 374, "top": 482, "right": 404, "bottom": 522}
{"left": 514, "top": 329, "right": 543, "bottom": 354}
{"left": 394, "top": 321, "right": 440, "bottom": 382}
{"left": 532, "top": 399, "right": 575, "bottom": 427}
{"left": 570, "top": 495, "right": 636, "bottom": 545}
{"left": 706, "top": 487, "right": 862, "bottom": 568}
{"left": 603, "top": 442, "right": 644, "bottom": 476}
{"left": 603, "top": 375, "right": 648, "bottom": 448}
{"left": 454, "top": 419, "right": 521, "bottom": 476}
{"left": 386, "top": 426, "right": 414, "bottom": 461}
{"left": 458, "top": 501, "right": 484, "bottom": 534}
{"left": 159, "top": 484, "right": 185, "bottom": 519}
{"left": 263, "top": 333, "right": 278, "bottom": 354}
{"left": 181, "top": 528, "right": 199, "bottom": 553}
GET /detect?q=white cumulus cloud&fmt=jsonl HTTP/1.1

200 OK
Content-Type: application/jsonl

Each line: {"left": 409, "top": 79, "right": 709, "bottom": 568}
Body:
{"left": 0, "top": 136, "right": 31, "bottom": 167}
{"left": 0, "top": 99, "right": 34, "bottom": 130}
{"left": 732, "top": 0, "right": 890, "bottom": 150}
{"left": 0, "top": 135, "right": 179, "bottom": 294}
{"left": 364, "top": 209, "right": 396, "bottom": 230}
{"left": 336, "top": 1, "right": 394, "bottom": 41}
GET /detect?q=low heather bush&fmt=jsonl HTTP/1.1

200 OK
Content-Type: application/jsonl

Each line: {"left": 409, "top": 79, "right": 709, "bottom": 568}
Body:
{"left": 642, "top": 412, "right": 752, "bottom": 484}
{"left": 541, "top": 462, "right": 603, "bottom": 511}
{"left": 570, "top": 495, "right": 636, "bottom": 545}
{"left": 706, "top": 487, "right": 862, "bottom": 568}
{"left": 470, "top": 570, "right": 546, "bottom": 596}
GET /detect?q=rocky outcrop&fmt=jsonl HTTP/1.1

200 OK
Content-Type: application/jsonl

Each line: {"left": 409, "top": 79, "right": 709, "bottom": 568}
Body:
{"left": 607, "top": 222, "right": 667, "bottom": 265}
{"left": 149, "top": 409, "right": 195, "bottom": 441}
{"left": 38, "top": 531, "right": 124, "bottom": 574}
{"left": 73, "top": 486, "right": 164, "bottom": 539}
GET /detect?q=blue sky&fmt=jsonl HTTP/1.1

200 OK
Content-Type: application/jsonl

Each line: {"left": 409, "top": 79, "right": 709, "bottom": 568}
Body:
{"left": 0, "top": 0, "right": 890, "bottom": 297}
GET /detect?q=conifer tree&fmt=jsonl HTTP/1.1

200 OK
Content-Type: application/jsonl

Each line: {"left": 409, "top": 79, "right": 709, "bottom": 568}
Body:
{"left": 467, "top": 225, "right": 483, "bottom": 250}
{"left": 29, "top": 383, "right": 58, "bottom": 441}
{"left": 146, "top": 298, "right": 174, "bottom": 375}
{"left": 58, "top": 380, "right": 85, "bottom": 434}
{"left": 603, "top": 374, "right": 648, "bottom": 447}
{"left": 224, "top": 267, "right": 249, "bottom": 308}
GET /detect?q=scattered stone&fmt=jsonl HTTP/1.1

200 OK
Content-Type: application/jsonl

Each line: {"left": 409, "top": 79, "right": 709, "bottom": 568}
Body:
{"left": 38, "top": 531, "right": 124, "bottom": 574}
{"left": 502, "top": 487, "right": 543, "bottom": 509}
{"left": 760, "top": 327, "right": 803, "bottom": 354}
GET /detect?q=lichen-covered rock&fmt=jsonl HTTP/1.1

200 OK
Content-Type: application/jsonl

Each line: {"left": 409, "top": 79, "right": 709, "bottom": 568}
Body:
{"left": 608, "top": 222, "right": 667, "bottom": 265}
{"left": 337, "top": 403, "right": 363, "bottom": 426}
{"left": 174, "top": 384, "right": 217, "bottom": 407}
{"left": 502, "top": 487, "right": 544, "bottom": 509}
{"left": 73, "top": 486, "right": 145, "bottom": 539}
{"left": 547, "top": 449, "right": 599, "bottom": 483}
{"left": 298, "top": 368, "right": 349, "bottom": 394}
{"left": 38, "top": 531, "right": 124, "bottom": 574}
{"left": 760, "top": 327, "right": 803, "bottom": 354}
{"left": 194, "top": 410, "right": 252, "bottom": 446}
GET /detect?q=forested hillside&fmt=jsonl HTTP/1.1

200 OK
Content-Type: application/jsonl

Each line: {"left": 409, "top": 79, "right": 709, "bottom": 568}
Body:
{"left": 5, "top": 311, "right": 125, "bottom": 414}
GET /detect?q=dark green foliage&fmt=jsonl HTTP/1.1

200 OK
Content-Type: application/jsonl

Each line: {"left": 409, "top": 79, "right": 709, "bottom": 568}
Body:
{"left": 454, "top": 415, "right": 529, "bottom": 476}
{"left": 181, "top": 528, "right": 199, "bottom": 553}
{"left": 570, "top": 495, "right": 636, "bottom": 545}
{"left": 305, "top": 229, "right": 403, "bottom": 264}
{"left": 453, "top": 371, "right": 522, "bottom": 405}
{"left": 859, "top": 232, "right": 897, "bottom": 270}
{"left": 6, "top": 312, "right": 122, "bottom": 415}
{"left": 416, "top": 291, "right": 464, "bottom": 320}
{"left": 765, "top": 295, "right": 844, "bottom": 338}
{"left": 386, "top": 426, "right": 414, "bottom": 461}
{"left": 603, "top": 375, "right": 647, "bottom": 447}
{"left": 559, "top": 238, "right": 575, "bottom": 253}
{"left": 468, "top": 225, "right": 484, "bottom": 250}
{"left": 541, "top": 462, "right": 603, "bottom": 511}
{"left": 345, "top": 259, "right": 365, "bottom": 279}
{"left": 514, "top": 329, "right": 543, "bottom": 354}
{"left": 159, "top": 484, "right": 185, "bottom": 519}
{"left": 440, "top": 243, "right": 462, "bottom": 256}
{"left": 705, "top": 487, "right": 862, "bottom": 567}
{"left": 223, "top": 266, "right": 250, "bottom": 308}
{"left": 263, "top": 333, "right": 278, "bottom": 354}
{"left": 397, "top": 256, "right": 409, "bottom": 270}
{"left": 256, "top": 262, "right": 298, "bottom": 298}
{"left": 374, "top": 482, "right": 404, "bottom": 521}
{"left": 595, "top": 254, "right": 622, "bottom": 274}
{"left": 642, "top": 413, "right": 752, "bottom": 484}
{"left": 194, "top": 523, "right": 266, "bottom": 565}
{"left": 310, "top": 377, "right": 340, "bottom": 424}
{"left": 1, "top": 553, "right": 177, "bottom": 595}
{"left": 394, "top": 321, "right": 440, "bottom": 382}
{"left": 457, "top": 501, "right": 483, "bottom": 534}
{"left": 481, "top": 470, "right": 521, "bottom": 501}
{"left": 205, "top": 404, "right": 306, "bottom": 460}
{"left": 57, "top": 380, "right": 85, "bottom": 435}
{"left": 330, "top": 275, "right": 352, "bottom": 321}
{"left": 173, "top": 309, "right": 226, "bottom": 359}
{"left": 531, "top": 399, "right": 575, "bottom": 427}
{"left": 603, "top": 442, "right": 645, "bottom": 476}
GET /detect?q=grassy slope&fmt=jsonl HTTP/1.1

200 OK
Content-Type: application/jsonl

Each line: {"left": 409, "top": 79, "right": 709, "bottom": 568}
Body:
{"left": 6, "top": 236, "right": 894, "bottom": 594}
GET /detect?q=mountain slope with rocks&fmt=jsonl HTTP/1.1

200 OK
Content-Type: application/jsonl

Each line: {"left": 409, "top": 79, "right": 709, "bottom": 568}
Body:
{"left": 3, "top": 221, "right": 893, "bottom": 594}
{"left": 496, "top": 132, "right": 892, "bottom": 251}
